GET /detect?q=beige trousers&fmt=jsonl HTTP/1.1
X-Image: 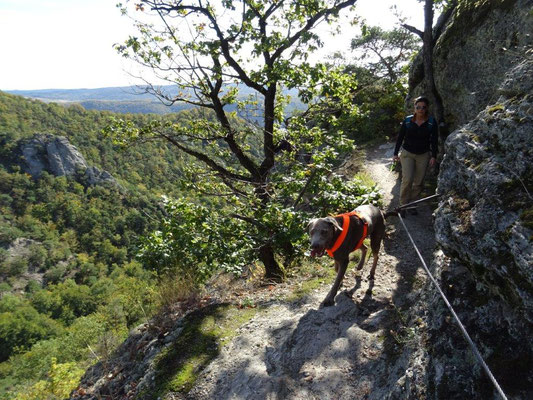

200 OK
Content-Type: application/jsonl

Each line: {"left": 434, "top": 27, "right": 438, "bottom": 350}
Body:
{"left": 399, "top": 150, "right": 430, "bottom": 206}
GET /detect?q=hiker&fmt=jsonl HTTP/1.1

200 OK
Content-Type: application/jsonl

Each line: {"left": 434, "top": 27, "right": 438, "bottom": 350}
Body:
{"left": 393, "top": 96, "right": 438, "bottom": 215}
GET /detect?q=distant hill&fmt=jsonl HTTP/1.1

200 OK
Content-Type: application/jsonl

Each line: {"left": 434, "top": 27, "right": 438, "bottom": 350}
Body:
{"left": 6, "top": 86, "right": 187, "bottom": 115}
{"left": 6, "top": 85, "right": 304, "bottom": 116}
{"left": 6, "top": 86, "right": 164, "bottom": 102}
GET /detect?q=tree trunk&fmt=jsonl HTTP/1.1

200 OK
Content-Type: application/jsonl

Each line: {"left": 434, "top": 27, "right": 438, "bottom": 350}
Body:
{"left": 259, "top": 243, "right": 284, "bottom": 282}
{"left": 423, "top": 0, "right": 445, "bottom": 123}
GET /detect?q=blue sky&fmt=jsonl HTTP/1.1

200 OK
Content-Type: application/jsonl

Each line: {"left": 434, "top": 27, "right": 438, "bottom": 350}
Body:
{"left": 0, "top": 0, "right": 426, "bottom": 90}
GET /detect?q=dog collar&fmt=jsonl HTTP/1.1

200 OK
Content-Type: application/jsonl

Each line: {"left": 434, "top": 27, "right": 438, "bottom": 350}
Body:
{"left": 326, "top": 211, "right": 368, "bottom": 257}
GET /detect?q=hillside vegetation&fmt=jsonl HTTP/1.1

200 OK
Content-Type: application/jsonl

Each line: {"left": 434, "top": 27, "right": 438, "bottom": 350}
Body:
{"left": 0, "top": 91, "right": 196, "bottom": 398}
{"left": 0, "top": 91, "right": 242, "bottom": 398}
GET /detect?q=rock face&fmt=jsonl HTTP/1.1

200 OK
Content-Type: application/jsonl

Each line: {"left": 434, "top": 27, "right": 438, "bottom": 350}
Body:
{"left": 428, "top": 59, "right": 533, "bottom": 399}
{"left": 410, "top": 0, "right": 533, "bottom": 131}
{"left": 20, "top": 134, "right": 118, "bottom": 186}
{"left": 404, "top": 1, "right": 533, "bottom": 398}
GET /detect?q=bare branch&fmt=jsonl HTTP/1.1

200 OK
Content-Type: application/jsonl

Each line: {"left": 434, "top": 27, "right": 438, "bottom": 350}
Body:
{"left": 402, "top": 23, "right": 423, "bottom": 39}
{"left": 271, "top": 0, "right": 357, "bottom": 62}
{"left": 293, "top": 169, "right": 318, "bottom": 208}
{"left": 230, "top": 213, "right": 268, "bottom": 230}
{"left": 157, "top": 131, "right": 254, "bottom": 183}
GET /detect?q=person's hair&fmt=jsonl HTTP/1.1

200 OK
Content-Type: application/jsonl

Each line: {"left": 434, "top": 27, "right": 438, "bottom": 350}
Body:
{"left": 414, "top": 96, "right": 429, "bottom": 106}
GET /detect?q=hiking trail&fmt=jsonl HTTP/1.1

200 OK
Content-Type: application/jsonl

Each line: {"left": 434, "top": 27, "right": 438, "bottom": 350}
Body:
{"left": 180, "top": 142, "right": 438, "bottom": 400}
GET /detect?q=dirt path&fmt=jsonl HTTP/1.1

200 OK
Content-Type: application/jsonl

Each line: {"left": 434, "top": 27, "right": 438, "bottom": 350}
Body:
{"left": 183, "top": 143, "right": 437, "bottom": 400}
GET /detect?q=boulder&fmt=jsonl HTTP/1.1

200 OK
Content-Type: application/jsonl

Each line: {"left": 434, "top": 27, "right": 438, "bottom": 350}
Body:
{"left": 45, "top": 135, "right": 88, "bottom": 176}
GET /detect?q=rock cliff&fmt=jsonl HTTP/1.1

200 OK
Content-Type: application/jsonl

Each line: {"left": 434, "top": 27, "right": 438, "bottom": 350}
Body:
{"left": 19, "top": 134, "right": 119, "bottom": 187}
{"left": 405, "top": 1, "right": 533, "bottom": 398}
{"left": 410, "top": 0, "right": 533, "bottom": 131}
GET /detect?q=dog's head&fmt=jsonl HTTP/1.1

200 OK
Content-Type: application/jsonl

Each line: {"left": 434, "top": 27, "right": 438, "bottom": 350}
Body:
{"left": 306, "top": 217, "right": 343, "bottom": 257}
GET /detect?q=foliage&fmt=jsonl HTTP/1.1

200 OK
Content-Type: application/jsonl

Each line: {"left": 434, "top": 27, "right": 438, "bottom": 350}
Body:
{"left": 0, "top": 295, "right": 63, "bottom": 362}
{"left": 351, "top": 25, "right": 419, "bottom": 83}
{"left": 341, "top": 25, "right": 420, "bottom": 141}
{"left": 112, "top": 0, "right": 368, "bottom": 280}
{"left": 139, "top": 197, "right": 253, "bottom": 283}
{"left": 15, "top": 358, "right": 84, "bottom": 400}
{"left": 0, "top": 92, "right": 166, "bottom": 397}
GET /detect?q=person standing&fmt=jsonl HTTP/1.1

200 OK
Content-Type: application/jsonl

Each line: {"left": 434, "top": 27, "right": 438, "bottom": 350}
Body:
{"left": 393, "top": 96, "right": 438, "bottom": 215}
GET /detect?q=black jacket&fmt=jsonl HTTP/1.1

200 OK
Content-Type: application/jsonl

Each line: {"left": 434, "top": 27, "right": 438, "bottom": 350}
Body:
{"left": 394, "top": 115, "right": 438, "bottom": 158}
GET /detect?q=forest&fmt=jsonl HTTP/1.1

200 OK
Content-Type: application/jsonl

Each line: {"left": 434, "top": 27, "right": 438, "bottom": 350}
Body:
{"left": 0, "top": 0, "right": 423, "bottom": 398}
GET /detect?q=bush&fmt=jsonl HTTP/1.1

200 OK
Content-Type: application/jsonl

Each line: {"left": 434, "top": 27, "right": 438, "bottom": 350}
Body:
{"left": 0, "top": 256, "right": 28, "bottom": 277}
{"left": 14, "top": 358, "right": 84, "bottom": 400}
{"left": 0, "top": 295, "right": 64, "bottom": 362}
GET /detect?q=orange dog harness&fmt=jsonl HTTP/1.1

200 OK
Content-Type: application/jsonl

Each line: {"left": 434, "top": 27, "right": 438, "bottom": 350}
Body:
{"left": 326, "top": 211, "right": 368, "bottom": 258}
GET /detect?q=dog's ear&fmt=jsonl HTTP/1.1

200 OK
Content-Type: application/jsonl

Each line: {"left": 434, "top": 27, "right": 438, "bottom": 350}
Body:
{"left": 325, "top": 217, "right": 343, "bottom": 233}
{"left": 306, "top": 218, "right": 317, "bottom": 233}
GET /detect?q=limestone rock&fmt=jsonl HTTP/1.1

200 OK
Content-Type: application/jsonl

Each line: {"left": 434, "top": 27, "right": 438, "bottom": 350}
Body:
{"left": 19, "top": 133, "right": 119, "bottom": 187}
{"left": 425, "top": 56, "right": 533, "bottom": 398}
{"left": 45, "top": 135, "right": 88, "bottom": 176}
{"left": 399, "top": 2, "right": 533, "bottom": 398}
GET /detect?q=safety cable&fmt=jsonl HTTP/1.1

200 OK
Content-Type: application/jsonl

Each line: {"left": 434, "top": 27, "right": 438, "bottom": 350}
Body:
{"left": 395, "top": 193, "right": 441, "bottom": 211}
{"left": 396, "top": 213, "right": 508, "bottom": 400}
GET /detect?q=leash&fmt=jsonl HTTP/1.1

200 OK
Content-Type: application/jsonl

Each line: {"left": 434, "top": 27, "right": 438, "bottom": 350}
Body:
{"left": 396, "top": 213, "right": 509, "bottom": 400}
{"left": 393, "top": 194, "right": 441, "bottom": 212}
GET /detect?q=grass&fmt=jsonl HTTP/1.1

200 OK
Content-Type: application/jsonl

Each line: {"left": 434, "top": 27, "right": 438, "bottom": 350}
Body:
{"left": 285, "top": 259, "right": 336, "bottom": 302}
{"left": 148, "top": 303, "right": 259, "bottom": 398}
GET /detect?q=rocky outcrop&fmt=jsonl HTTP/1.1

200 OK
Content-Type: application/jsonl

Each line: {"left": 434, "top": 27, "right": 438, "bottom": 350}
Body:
{"left": 1, "top": 238, "right": 45, "bottom": 292}
{"left": 424, "top": 58, "right": 533, "bottom": 399}
{"left": 401, "top": 2, "right": 533, "bottom": 398}
{"left": 20, "top": 134, "right": 119, "bottom": 187}
{"left": 84, "top": 166, "right": 118, "bottom": 186}
{"left": 22, "top": 134, "right": 87, "bottom": 177}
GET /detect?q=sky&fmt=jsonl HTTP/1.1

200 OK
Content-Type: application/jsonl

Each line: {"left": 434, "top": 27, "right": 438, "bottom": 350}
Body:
{"left": 0, "top": 0, "right": 427, "bottom": 91}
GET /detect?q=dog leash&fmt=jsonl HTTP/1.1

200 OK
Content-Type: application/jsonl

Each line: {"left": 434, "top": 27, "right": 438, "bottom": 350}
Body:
{"left": 393, "top": 193, "right": 441, "bottom": 212}
{"left": 396, "top": 212, "right": 509, "bottom": 400}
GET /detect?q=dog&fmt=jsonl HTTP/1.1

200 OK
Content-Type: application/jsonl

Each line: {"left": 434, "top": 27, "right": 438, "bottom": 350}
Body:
{"left": 307, "top": 204, "right": 394, "bottom": 307}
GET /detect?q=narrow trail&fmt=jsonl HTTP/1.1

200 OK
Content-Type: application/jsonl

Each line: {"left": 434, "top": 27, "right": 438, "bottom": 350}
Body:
{"left": 183, "top": 143, "right": 438, "bottom": 400}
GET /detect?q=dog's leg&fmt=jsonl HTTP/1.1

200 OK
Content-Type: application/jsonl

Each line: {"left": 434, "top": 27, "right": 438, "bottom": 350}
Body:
{"left": 368, "top": 234, "right": 382, "bottom": 280}
{"left": 368, "top": 253, "right": 379, "bottom": 279}
{"left": 321, "top": 258, "right": 348, "bottom": 307}
{"left": 356, "top": 244, "right": 367, "bottom": 270}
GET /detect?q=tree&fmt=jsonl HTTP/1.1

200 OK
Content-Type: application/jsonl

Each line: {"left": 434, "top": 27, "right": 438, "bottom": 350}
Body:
{"left": 350, "top": 25, "right": 419, "bottom": 84}
{"left": 0, "top": 295, "right": 64, "bottom": 362}
{"left": 111, "top": 0, "right": 366, "bottom": 281}
{"left": 346, "top": 25, "right": 419, "bottom": 140}
{"left": 402, "top": 0, "right": 457, "bottom": 123}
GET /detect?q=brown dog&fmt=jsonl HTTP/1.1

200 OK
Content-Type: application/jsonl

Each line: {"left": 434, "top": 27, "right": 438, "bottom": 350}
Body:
{"left": 307, "top": 204, "right": 392, "bottom": 307}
